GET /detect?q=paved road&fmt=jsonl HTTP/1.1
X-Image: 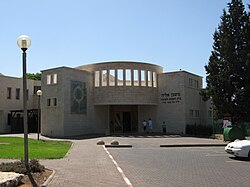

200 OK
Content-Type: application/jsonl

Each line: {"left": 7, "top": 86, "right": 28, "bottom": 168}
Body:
{"left": 109, "top": 146, "right": 250, "bottom": 187}
{"left": 1, "top": 134, "right": 249, "bottom": 187}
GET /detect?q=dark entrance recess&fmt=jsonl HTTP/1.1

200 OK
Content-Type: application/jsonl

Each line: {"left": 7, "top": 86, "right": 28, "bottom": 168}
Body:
{"left": 9, "top": 109, "right": 39, "bottom": 133}
{"left": 110, "top": 105, "right": 138, "bottom": 134}
{"left": 123, "top": 112, "right": 131, "bottom": 133}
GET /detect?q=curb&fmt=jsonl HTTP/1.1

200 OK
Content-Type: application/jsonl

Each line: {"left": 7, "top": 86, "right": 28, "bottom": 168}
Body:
{"left": 160, "top": 144, "right": 227, "bottom": 147}
{"left": 105, "top": 145, "right": 132, "bottom": 148}
{"left": 41, "top": 169, "right": 56, "bottom": 187}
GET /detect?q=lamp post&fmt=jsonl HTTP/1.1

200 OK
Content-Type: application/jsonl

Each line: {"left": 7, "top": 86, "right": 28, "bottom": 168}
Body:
{"left": 17, "top": 35, "right": 31, "bottom": 171}
{"left": 36, "top": 90, "right": 42, "bottom": 140}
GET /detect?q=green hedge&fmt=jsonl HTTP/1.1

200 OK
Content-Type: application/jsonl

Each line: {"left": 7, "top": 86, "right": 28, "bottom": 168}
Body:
{"left": 186, "top": 124, "right": 213, "bottom": 136}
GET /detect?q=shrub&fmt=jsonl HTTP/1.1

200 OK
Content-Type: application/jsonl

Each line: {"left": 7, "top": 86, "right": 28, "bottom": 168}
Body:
{"left": 186, "top": 124, "right": 213, "bottom": 136}
{"left": 0, "top": 159, "right": 45, "bottom": 174}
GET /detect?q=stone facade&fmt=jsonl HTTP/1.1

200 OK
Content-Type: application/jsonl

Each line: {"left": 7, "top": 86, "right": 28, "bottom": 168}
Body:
{"left": 41, "top": 61, "right": 212, "bottom": 137}
{"left": 0, "top": 74, "right": 41, "bottom": 133}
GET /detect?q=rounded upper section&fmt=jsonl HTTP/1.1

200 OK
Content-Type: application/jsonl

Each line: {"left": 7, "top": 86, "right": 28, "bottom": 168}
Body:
{"left": 76, "top": 61, "right": 163, "bottom": 73}
{"left": 77, "top": 61, "right": 163, "bottom": 105}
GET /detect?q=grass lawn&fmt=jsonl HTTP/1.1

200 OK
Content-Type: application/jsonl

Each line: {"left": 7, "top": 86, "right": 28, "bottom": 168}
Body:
{"left": 0, "top": 137, "right": 72, "bottom": 159}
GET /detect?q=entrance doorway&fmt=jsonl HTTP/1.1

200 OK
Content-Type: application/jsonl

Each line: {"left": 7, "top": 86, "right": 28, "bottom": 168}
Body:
{"left": 110, "top": 105, "right": 138, "bottom": 134}
{"left": 123, "top": 112, "right": 131, "bottom": 133}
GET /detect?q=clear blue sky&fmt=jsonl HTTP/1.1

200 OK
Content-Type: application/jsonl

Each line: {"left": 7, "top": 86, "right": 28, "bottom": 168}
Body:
{"left": 0, "top": 0, "right": 249, "bottom": 87}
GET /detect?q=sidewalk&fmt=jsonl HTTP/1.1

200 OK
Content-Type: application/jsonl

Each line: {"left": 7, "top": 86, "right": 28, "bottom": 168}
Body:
{"left": 0, "top": 134, "right": 227, "bottom": 187}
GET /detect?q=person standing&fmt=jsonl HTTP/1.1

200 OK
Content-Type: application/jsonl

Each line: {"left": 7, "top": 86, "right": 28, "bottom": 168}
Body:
{"left": 148, "top": 118, "right": 153, "bottom": 133}
{"left": 143, "top": 120, "right": 147, "bottom": 133}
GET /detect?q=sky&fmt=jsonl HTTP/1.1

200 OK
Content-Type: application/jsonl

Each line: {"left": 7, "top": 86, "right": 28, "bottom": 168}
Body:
{"left": 0, "top": 0, "right": 249, "bottom": 87}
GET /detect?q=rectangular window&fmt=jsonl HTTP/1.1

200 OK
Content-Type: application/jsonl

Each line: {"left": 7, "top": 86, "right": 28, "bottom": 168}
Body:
{"left": 195, "top": 110, "right": 200, "bottom": 117}
{"left": 141, "top": 70, "right": 146, "bottom": 86}
{"left": 47, "top": 98, "right": 51, "bottom": 106}
{"left": 109, "top": 70, "right": 115, "bottom": 86}
{"left": 16, "top": 88, "right": 20, "bottom": 100}
{"left": 190, "top": 109, "right": 194, "bottom": 118}
{"left": 133, "top": 70, "right": 139, "bottom": 86}
{"left": 53, "top": 98, "right": 57, "bottom": 106}
{"left": 95, "top": 71, "right": 100, "bottom": 87}
{"left": 125, "top": 69, "right": 131, "bottom": 86}
{"left": 102, "top": 70, "right": 107, "bottom": 86}
{"left": 53, "top": 74, "right": 57, "bottom": 84}
{"left": 147, "top": 71, "right": 152, "bottom": 87}
{"left": 7, "top": 87, "right": 11, "bottom": 99}
{"left": 189, "top": 78, "right": 192, "bottom": 87}
{"left": 47, "top": 75, "right": 51, "bottom": 85}
{"left": 153, "top": 72, "right": 157, "bottom": 87}
{"left": 117, "top": 69, "right": 123, "bottom": 86}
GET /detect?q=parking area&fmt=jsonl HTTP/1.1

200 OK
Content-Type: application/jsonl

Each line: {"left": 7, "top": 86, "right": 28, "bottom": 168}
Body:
{"left": 1, "top": 134, "right": 250, "bottom": 187}
{"left": 107, "top": 146, "right": 250, "bottom": 187}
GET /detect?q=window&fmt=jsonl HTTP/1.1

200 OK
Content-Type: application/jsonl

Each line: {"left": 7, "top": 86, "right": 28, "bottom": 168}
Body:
{"left": 47, "top": 74, "right": 57, "bottom": 85}
{"left": 53, "top": 98, "right": 57, "bottom": 106}
{"left": 153, "top": 72, "right": 157, "bottom": 87}
{"left": 7, "top": 87, "right": 11, "bottom": 99}
{"left": 16, "top": 88, "right": 20, "bottom": 100}
{"left": 102, "top": 70, "right": 107, "bottom": 86}
{"left": 189, "top": 78, "right": 199, "bottom": 88}
{"left": 190, "top": 110, "right": 194, "bottom": 117}
{"left": 189, "top": 78, "right": 192, "bottom": 87}
{"left": 53, "top": 74, "right": 57, "bottom": 84}
{"left": 95, "top": 71, "right": 100, "bottom": 87}
{"left": 47, "top": 98, "right": 51, "bottom": 106}
{"left": 196, "top": 80, "right": 199, "bottom": 88}
{"left": 47, "top": 75, "right": 51, "bottom": 85}
{"left": 47, "top": 98, "right": 57, "bottom": 107}
{"left": 148, "top": 71, "right": 152, "bottom": 87}
{"left": 133, "top": 70, "right": 139, "bottom": 86}
{"left": 117, "top": 69, "right": 123, "bottom": 86}
{"left": 141, "top": 70, "right": 146, "bottom": 86}
{"left": 195, "top": 110, "right": 200, "bottom": 117}
{"left": 125, "top": 69, "right": 131, "bottom": 86}
{"left": 33, "top": 86, "right": 41, "bottom": 94}
{"left": 109, "top": 70, "right": 115, "bottom": 86}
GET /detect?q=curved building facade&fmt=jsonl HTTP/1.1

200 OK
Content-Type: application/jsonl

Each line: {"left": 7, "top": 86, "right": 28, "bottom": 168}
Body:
{"left": 41, "top": 61, "right": 212, "bottom": 137}
{"left": 77, "top": 61, "right": 163, "bottom": 105}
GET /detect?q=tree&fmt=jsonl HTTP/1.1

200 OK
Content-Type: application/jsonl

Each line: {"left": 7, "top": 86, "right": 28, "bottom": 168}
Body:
{"left": 26, "top": 73, "right": 41, "bottom": 80}
{"left": 204, "top": 0, "right": 250, "bottom": 122}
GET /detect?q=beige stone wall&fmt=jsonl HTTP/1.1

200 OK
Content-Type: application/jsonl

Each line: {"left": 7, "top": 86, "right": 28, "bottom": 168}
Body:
{"left": 41, "top": 68, "right": 65, "bottom": 137}
{"left": 41, "top": 67, "right": 107, "bottom": 137}
{"left": 157, "top": 72, "right": 186, "bottom": 134}
{"left": 77, "top": 61, "right": 163, "bottom": 105}
{"left": 157, "top": 71, "right": 212, "bottom": 134}
{"left": 0, "top": 75, "right": 40, "bottom": 133}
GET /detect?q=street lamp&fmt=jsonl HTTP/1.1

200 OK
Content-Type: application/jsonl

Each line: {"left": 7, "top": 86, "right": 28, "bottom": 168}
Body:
{"left": 36, "top": 90, "right": 42, "bottom": 140}
{"left": 17, "top": 35, "right": 31, "bottom": 171}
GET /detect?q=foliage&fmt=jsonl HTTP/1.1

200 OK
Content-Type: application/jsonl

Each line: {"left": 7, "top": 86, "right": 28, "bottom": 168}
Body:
{"left": 26, "top": 73, "right": 41, "bottom": 80}
{"left": 186, "top": 124, "right": 213, "bottom": 136}
{"left": 0, "top": 159, "right": 45, "bottom": 174}
{"left": 0, "top": 137, "right": 72, "bottom": 159}
{"left": 203, "top": 0, "right": 250, "bottom": 122}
